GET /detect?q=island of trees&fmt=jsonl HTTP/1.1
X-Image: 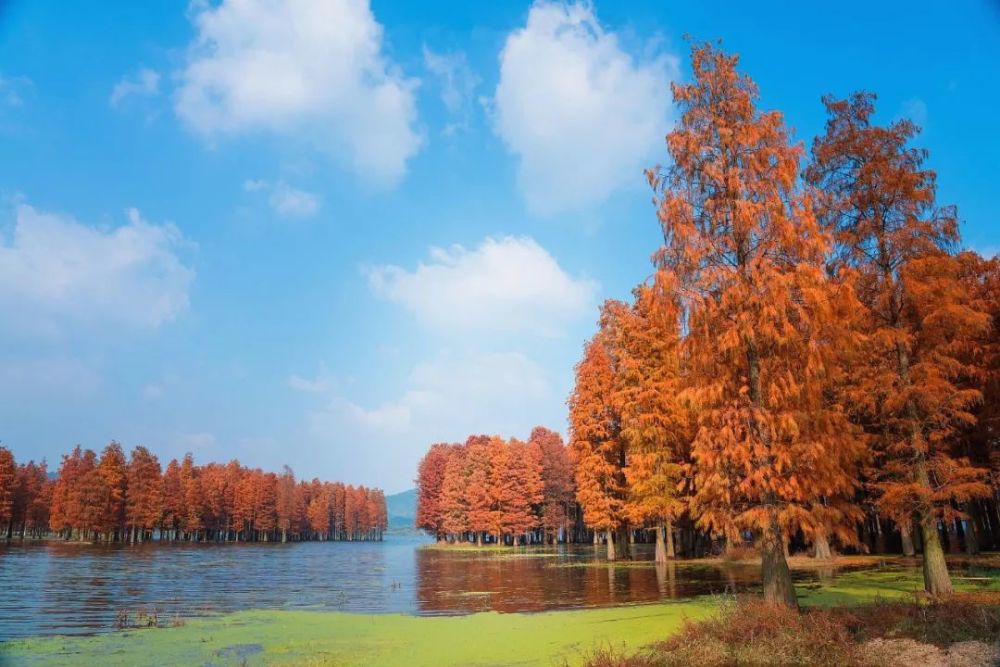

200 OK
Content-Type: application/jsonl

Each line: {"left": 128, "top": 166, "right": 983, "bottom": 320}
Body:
{"left": 0, "top": 442, "right": 387, "bottom": 543}
{"left": 417, "top": 43, "right": 999, "bottom": 609}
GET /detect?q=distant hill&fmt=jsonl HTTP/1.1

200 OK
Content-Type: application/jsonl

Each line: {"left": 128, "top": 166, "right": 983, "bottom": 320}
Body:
{"left": 385, "top": 488, "right": 417, "bottom": 531}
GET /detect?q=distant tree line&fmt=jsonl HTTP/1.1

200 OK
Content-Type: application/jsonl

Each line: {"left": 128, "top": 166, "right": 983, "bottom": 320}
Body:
{"left": 0, "top": 443, "right": 387, "bottom": 543}
{"left": 415, "top": 427, "right": 578, "bottom": 545}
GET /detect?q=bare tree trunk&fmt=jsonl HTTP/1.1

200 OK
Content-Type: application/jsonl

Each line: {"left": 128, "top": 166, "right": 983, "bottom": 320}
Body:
{"left": 654, "top": 524, "right": 667, "bottom": 564}
{"left": 666, "top": 520, "right": 676, "bottom": 559}
{"left": 813, "top": 531, "right": 832, "bottom": 560}
{"left": 606, "top": 529, "right": 616, "bottom": 561}
{"left": 761, "top": 513, "right": 797, "bottom": 608}
{"left": 616, "top": 524, "right": 632, "bottom": 560}
{"left": 900, "top": 520, "right": 916, "bottom": 557}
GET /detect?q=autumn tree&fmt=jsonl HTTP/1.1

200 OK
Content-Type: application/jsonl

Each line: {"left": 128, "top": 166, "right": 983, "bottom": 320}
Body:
{"left": 464, "top": 435, "right": 495, "bottom": 545}
{"left": 97, "top": 442, "right": 128, "bottom": 540}
{"left": 416, "top": 443, "right": 453, "bottom": 540}
{"left": 648, "top": 44, "right": 863, "bottom": 606}
{"left": 806, "top": 92, "right": 992, "bottom": 594}
{"left": 569, "top": 334, "right": 627, "bottom": 560}
{"left": 439, "top": 446, "right": 469, "bottom": 541}
{"left": 0, "top": 446, "right": 15, "bottom": 538}
{"left": 125, "top": 446, "right": 163, "bottom": 543}
{"left": 528, "top": 427, "right": 575, "bottom": 544}
{"left": 500, "top": 438, "right": 543, "bottom": 543}
{"left": 611, "top": 277, "right": 690, "bottom": 563}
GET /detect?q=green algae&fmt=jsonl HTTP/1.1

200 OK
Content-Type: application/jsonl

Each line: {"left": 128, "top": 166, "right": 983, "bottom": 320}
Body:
{"left": 3, "top": 559, "right": 998, "bottom": 666}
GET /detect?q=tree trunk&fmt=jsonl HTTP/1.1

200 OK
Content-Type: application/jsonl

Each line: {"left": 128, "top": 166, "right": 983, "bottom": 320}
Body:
{"left": 946, "top": 519, "right": 962, "bottom": 555}
{"left": 813, "top": 531, "right": 832, "bottom": 560}
{"left": 666, "top": 520, "right": 676, "bottom": 559}
{"left": 901, "top": 521, "right": 916, "bottom": 557}
{"left": 965, "top": 504, "right": 981, "bottom": 555}
{"left": 919, "top": 510, "right": 953, "bottom": 596}
{"left": 616, "top": 525, "right": 632, "bottom": 560}
{"left": 761, "top": 514, "right": 797, "bottom": 608}
{"left": 606, "top": 529, "right": 616, "bottom": 561}
{"left": 654, "top": 524, "right": 667, "bottom": 564}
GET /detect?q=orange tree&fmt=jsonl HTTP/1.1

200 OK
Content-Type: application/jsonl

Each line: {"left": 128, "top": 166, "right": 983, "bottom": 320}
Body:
{"left": 568, "top": 333, "right": 627, "bottom": 560}
{"left": 648, "top": 44, "right": 863, "bottom": 606}
{"left": 807, "top": 93, "right": 992, "bottom": 594}
{"left": 609, "top": 275, "right": 690, "bottom": 562}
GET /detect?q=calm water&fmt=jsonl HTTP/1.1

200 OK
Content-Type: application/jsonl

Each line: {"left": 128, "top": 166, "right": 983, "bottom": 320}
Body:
{"left": 1, "top": 534, "right": 838, "bottom": 639}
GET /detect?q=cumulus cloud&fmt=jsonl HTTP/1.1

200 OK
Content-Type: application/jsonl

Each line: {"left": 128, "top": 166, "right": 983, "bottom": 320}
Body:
{"left": 367, "top": 236, "right": 597, "bottom": 336}
{"left": 244, "top": 179, "right": 320, "bottom": 218}
{"left": 493, "top": 1, "right": 678, "bottom": 215}
{"left": 306, "top": 351, "right": 557, "bottom": 488}
{"left": 0, "top": 204, "right": 194, "bottom": 336}
{"left": 175, "top": 0, "right": 422, "bottom": 185}
{"left": 110, "top": 68, "right": 161, "bottom": 109}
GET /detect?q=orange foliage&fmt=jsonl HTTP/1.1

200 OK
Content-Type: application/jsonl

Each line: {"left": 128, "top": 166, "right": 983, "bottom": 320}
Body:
{"left": 647, "top": 44, "right": 864, "bottom": 604}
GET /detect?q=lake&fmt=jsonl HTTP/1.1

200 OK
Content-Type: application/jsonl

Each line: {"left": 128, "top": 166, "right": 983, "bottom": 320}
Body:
{"left": 1, "top": 533, "right": 845, "bottom": 638}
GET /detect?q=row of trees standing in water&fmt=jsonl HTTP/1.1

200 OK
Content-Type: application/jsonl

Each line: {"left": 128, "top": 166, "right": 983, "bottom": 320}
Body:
{"left": 0, "top": 443, "right": 387, "bottom": 543}
{"left": 417, "top": 43, "right": 999, "bottom": 608}
{"left": 415, "top": 428, "right": 577, "bottom": 546}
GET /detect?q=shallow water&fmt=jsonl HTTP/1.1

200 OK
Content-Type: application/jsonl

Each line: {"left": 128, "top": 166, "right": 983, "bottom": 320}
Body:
{"left": 0, "top": 534, "right": 847, "bottom": 638}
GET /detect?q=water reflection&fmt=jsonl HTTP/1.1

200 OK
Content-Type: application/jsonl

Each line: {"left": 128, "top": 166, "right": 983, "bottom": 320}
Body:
{"left": 413, "top": 543, "right": 779, "bottom": 615}
{"left": 0, "top": 536, "right": 906, "bottom": 639}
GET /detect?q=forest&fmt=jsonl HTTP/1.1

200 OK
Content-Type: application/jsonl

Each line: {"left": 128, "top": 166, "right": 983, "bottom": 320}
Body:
{"left": 0, "top": 442, "right": 387, "bottom": 543}
{"left": 417, "top": 44, "right": 1000, "bottom": 608}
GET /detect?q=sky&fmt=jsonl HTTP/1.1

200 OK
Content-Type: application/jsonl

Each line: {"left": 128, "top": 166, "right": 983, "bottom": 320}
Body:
{"left": 0, "top": 1, "right": 997, "bottom": 494}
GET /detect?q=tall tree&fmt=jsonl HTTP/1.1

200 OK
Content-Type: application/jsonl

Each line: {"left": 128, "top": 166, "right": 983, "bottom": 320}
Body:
{"left": 439, "top": 446, "right": 469, "bottom": 540}
{"left": 569, "top": 334, "right": 626, "bottom": 560}
{"left": 528, "top": 427, "right": 575, "bottom": 544}
{"left": 415, "top": 443, "right": 453, "bottom": 540}
{"left": 97, "top": 442, "right": 128, "bottom": 540}
{"left": 613, "top": 277, "right": 690, "bottom": 563}
{"left": 807, "top": 92, "right": 992, "bottom": 594}
{"left": 463, "top": 436, "right": 495, "bottom": 545}
{"left": 0, "top": 446, "right": 15, "bottom": 538}
{"left": 125, "top": 446, "right": 163, "bottom": 543}
{"left": 648, "top": 44, "right": 861, "bottom": 606}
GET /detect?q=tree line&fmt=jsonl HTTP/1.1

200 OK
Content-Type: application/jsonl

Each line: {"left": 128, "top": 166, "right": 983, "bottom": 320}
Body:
{"left": 0, "top": 442, "right": 387, "bottom": 543}
{"left": 415, "top": 427, "right": 578, "bottom": 545}
{"left": 416, "top": 43, "right": 999, "bottom": 608}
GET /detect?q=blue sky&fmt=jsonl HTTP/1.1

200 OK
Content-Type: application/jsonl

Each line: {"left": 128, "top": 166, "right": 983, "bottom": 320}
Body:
{"left": 1, "top": 1, "right": 997, "bottom": 493}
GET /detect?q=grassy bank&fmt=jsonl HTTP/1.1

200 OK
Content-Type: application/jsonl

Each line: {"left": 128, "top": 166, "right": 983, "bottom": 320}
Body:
{"left": 3, "top": 559, "right": 997, "bottom": 666}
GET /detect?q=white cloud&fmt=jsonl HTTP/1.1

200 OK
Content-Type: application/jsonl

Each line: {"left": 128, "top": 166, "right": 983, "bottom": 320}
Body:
{"left": 244, "top": 179, "right": 320, "bottom": 218}
{"left": 423, "top": 45, "right": 480, "bottom": 135}
{"left": 305, "top": 350, "right": 556, "bottom": 488}
{"left": 493, "top": 1, "right": 678, "bottom": 215}
{"left": 110, "top": 68, "right": 161, "bottom": 109}
{"left": 0, "top": 204, "right": 194, "bottom": 336}
{"left": 288, "top": 363, "right": 335, "bottom": 393}
{"left": 175, "top": 0, "right": 422, "bottom": 185}
{"left": 367, "top": 236, "right": 597, "bottom": 336}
